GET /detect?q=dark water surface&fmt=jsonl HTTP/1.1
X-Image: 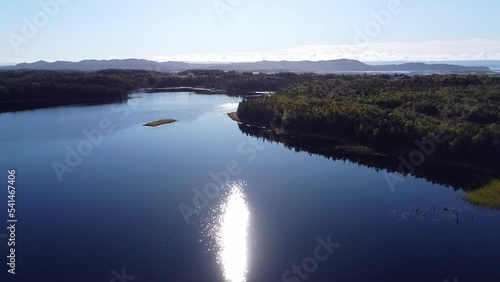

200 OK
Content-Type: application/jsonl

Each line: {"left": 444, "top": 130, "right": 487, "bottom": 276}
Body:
{"left": 0, "top": 92, "right": 499, "bottom": 282}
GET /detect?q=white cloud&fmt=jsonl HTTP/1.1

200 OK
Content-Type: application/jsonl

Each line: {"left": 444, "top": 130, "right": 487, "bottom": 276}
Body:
{"left": 153, "top": 39, "right": 500, "bottom": 62}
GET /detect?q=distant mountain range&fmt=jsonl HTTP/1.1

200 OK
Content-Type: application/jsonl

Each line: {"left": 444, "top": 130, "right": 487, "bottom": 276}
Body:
{"left": 0, "top": 58, "right": 493, "bottom": 73}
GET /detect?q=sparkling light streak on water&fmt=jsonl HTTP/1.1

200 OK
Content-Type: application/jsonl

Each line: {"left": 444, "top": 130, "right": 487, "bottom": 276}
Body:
{"left": 214, "top": 181, "right": 250, "bottom": 282}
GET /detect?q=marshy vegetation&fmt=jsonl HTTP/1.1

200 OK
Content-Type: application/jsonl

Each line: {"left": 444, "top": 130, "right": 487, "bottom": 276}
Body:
{"left": 464, "top": 179, "right": 500, "bottom": 209}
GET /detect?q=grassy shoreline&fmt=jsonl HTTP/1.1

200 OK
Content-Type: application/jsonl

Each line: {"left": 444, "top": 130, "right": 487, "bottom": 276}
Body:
{"left": 227, "top": 112, "right": 241, "bottom": 123}
{"left": 464, "top": 179, "right": 500, "bottom": 209}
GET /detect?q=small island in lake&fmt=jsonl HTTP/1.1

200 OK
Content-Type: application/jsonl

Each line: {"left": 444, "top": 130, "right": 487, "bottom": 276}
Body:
{"left": 144, "top": 119, "right": 177, "bottom": 127}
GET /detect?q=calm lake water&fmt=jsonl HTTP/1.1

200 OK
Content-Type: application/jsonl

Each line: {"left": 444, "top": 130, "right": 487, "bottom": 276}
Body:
{"left": 1, "top": 92, "right": 499, "bottom": 282}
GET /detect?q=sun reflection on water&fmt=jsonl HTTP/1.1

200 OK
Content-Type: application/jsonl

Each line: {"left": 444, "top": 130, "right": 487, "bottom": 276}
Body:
{"left": 213, "top": 181, "right": 250, "bottom": 282}
{"left": 216, "top": 103, "right": 239, "bottom": 112}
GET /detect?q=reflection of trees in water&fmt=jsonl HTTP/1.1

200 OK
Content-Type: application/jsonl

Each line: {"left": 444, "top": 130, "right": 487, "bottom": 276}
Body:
{"left": 237, "top": 124, "right": 499, "bottom": 191}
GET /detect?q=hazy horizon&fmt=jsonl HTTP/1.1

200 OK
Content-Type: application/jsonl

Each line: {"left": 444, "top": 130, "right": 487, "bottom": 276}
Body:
{"left": 3, "top": 57, "right": 500, "bottom": 66}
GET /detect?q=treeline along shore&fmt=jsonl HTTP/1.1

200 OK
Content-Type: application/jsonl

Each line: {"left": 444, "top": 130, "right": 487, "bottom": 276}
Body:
{"left": 234, "top": 74, "right": 500, "bottom": 173}
{"left": 0, "top": 69, "right": 311, "bottom": 112}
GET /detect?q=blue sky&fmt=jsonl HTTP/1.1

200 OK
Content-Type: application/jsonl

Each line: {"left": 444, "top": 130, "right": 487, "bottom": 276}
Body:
{"left": 1, "top": 0, "right": 499, "bottom": 63}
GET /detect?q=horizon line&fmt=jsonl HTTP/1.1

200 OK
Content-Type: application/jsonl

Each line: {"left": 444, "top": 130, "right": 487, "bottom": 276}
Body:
{"left": 3, "top": 58, "right": 500, "bottom": 67}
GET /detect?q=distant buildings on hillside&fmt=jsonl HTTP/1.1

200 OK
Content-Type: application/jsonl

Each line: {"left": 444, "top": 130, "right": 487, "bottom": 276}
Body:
{"left": 170, "top": 71, "right": 195, "bottom": 78}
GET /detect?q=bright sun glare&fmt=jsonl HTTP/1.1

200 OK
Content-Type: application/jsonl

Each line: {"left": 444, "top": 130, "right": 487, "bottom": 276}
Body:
{"left": 216, "top": 183, "right": 250, "bottom": 282}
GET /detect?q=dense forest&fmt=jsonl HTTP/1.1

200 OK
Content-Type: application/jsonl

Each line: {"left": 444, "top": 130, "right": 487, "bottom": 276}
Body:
{"left": 236, "top": 74, "right": 500, "bottom": 165}
{"left": 0, "top": 69, "right": 312, "bottom": 111}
